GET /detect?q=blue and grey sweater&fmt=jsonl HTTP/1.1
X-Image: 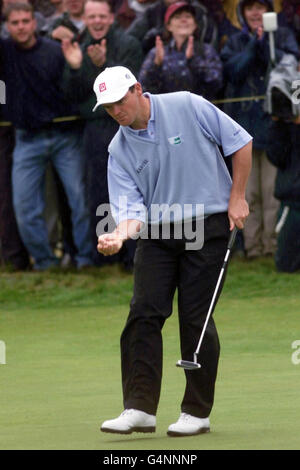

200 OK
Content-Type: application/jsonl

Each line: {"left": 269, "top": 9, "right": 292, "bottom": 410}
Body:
{"left": 108, "top": 91, "right": 252, "bottom": 224}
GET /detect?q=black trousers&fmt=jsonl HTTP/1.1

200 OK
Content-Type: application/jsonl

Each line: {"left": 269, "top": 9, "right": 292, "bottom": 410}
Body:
{"left": 121, "top": 213, "right": 230, "bottom": 418}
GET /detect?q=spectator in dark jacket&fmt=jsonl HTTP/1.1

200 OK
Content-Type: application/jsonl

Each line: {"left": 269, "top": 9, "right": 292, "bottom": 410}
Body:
{"left": 139, "top": 2, "right": 223, "bottom": 99}
{"left": 62, "top": 0, "right": 143, "bottom": 269}
{"left": 204, "top": 1, "right": 298, "bottom": 48}
{"left": 43, "top": 0, "right": 88, "bottom": 266}
{"left": 44, "top": 0, "right": 65, "bottom": 22}
{"left": 266, "top": 116, "right": 300, "bottom": 272}
{"left": 30, "top": 0, "right": 58, "bottom": 17}
{"left": 0, "top": 2, "right": 30, "bottom": 270}
{"left": 113, "top": 0, "right": 158, "bottom": 31}
{"left": 199, "top": 0, "right": 240, "bottom": 48}
{"left": 221, "top": 0, "right": 299, "bottom": 259}
{"left": 1, "top": 2, "right": 93, "bottom": 270}
{"left": 47, "top": 0, "right": 88, "bottom": 41}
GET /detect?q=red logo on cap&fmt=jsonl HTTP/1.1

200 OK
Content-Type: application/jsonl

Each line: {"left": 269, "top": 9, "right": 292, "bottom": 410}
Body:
{"left": 99, "top": 82, "right": 106, "bottom": 93}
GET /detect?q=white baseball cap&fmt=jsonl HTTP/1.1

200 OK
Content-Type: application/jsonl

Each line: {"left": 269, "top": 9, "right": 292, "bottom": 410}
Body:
{"left": 92, "top": 66, "right": 137, "bottom": 111}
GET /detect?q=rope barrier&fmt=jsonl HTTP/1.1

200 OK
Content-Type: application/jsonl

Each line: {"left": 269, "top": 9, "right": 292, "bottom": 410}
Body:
{"left": 0, "top": 95, "right": 267, "bottom": 127}
{"left": 52, "top": 115, "right": 82, "bottom": 123}
{"left": 0, "top": 116, "right": 82, "bottom": 127}
{"left": 212, "top": 95, "right": 266, "bottom": 105}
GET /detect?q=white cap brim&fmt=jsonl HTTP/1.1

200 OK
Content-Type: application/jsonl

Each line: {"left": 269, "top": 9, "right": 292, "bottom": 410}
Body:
{"left": 92, "top": 66, "right": 137, "bottom": 112}
{"left": 92, "top": 84, "right": 135, "bottom": 111}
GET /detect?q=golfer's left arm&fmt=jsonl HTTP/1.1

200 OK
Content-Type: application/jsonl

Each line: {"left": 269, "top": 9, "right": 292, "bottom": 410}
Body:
{"left": 228, "top": 140, "right": 252, "bottom": 230}
{"left": 190, "top": 94, "right": 252, "bottom": 231}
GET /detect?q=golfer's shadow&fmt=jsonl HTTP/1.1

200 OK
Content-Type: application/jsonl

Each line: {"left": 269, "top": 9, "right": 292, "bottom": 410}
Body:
{"left": 105, "top": 435, "right": 167, "bottom": 444}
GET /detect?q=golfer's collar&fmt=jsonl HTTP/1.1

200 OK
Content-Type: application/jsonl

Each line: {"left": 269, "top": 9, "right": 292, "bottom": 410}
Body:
{"left": 144, "top": 92, "right": 155, "bottom": 123}
{"left": 126, "top": 92, "right": 155, "bottom": 137}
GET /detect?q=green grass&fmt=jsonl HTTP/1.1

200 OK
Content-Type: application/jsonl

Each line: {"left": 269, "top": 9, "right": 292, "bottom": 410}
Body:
{"left": 0, "top": 258, "right": 300, "bottom": 450}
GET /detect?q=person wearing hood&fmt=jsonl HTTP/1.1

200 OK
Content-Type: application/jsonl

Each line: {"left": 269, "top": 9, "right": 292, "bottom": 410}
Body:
{"left": 210, "top": 1, "right": 298, "bottom": 48}
{"left": 266, "top": 113, "right": 300, "bottom": 273}
{"left": 221, "top": 0, "right": 299, "bottom": 260}
{"left": 221, "top": 0, "right": 283, "bottom": 30}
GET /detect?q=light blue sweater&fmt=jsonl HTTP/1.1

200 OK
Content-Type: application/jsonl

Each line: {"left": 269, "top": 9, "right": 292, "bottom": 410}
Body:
{"left": 108, "top": 92, "right": 252, "bottom": 224}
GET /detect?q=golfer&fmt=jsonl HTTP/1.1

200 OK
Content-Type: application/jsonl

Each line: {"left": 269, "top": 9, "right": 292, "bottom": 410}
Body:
{"left": 95, "top": 66, "right": 252, "bottom": 436}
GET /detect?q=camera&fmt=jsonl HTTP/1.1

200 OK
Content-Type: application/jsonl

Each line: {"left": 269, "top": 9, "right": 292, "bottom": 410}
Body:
{"left": 265, "top": 54, "right": 300, "bottom": 122}
{"left": 270, "top": 87, "right": 296, "bottom": 121}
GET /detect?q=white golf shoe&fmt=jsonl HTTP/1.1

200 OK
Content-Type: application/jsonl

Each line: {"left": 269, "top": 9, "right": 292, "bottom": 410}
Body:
{"left": 167, "top": 413, "right": 210, "bottom": 437}
{"left": 100, "top": 409, "right": 156, "bottom": 434}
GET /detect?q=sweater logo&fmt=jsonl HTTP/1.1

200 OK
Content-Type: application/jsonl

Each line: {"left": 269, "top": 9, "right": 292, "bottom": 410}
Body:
{"left": 99, "top": 82, "right": 106, "bottom": 93}
{"left": 136, "top": 159, "right": 149, "bottom": 174}
{"left": 168, "top": 135, "right": 183, "bottom": 146}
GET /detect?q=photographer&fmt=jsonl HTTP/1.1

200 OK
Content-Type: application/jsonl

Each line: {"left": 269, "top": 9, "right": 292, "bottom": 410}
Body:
{"left": 47, "top": 0, "right": 87, "bottom": 42}
{"left": 221, "top": 0, "right": 299, "bottom": 260}
{"left": 266, "top": 105, "right": 300, "bottom": 273}
{"left": 62, "top": 0, "right": 143, "bottom": 269}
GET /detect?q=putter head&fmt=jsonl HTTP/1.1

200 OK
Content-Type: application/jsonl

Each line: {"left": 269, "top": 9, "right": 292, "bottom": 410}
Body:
{"left": 176, "top": 360, "right": 201, "bottom": 370}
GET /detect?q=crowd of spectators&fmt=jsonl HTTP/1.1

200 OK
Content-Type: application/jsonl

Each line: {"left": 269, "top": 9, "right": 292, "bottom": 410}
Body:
{"left": 0, "top": 0, "right": 300, "bottom": 273}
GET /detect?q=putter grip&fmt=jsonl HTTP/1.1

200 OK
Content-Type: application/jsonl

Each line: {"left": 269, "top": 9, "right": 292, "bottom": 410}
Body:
{"left": 228, "top": 227, "right": 238, "bottom": 251}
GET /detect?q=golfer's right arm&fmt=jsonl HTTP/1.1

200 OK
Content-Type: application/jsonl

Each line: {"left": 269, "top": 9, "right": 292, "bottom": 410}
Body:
{"left": 97, "top": 153, "right": 146, "bottom": 256}
{"left": 97, "top": 219, "right": 142, "bottom": 256}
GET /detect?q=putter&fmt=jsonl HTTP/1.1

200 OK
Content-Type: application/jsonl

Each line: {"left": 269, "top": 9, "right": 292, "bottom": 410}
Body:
{"left": 176, "top": 226, "right": 238, "bottom": 370}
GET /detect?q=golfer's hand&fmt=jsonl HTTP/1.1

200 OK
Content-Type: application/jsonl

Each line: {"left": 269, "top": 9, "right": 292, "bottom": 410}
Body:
{"left": 228, "top": 195, "right": 249, "bottom": 230}
{"left": 97, "top": 232, "right": 124, "bottom": 256}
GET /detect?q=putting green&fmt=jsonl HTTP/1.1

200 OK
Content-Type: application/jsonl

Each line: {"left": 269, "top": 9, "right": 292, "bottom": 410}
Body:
{"left": 0, "top": 301, "right": 299, "bottom": 449}
{"left": 0, "top": 261, "right": 300, "bottom": 450}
